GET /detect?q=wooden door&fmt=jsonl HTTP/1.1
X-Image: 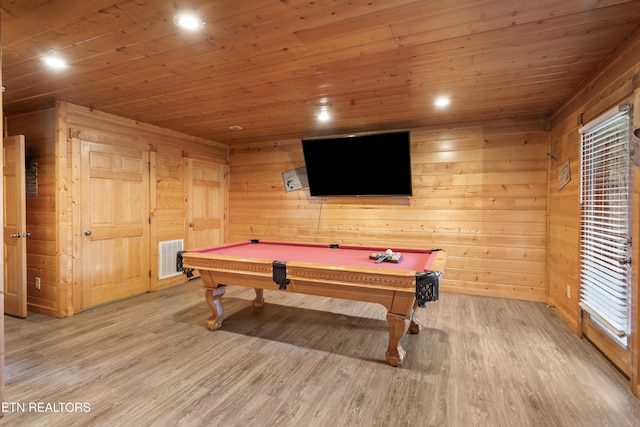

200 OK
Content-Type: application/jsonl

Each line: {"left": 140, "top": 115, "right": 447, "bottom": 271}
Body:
{"left": 80, "top": 139, "right": 150, "bottom": 309}
{"left": 185, "top": 159, "right": 227, "bottom": 249}
{"left": 3, "top": 135, "right": 27, "bottom": 318}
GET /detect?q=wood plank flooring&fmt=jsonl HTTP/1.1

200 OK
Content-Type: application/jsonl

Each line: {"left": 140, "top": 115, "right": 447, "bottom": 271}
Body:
{"left": 1, "top": 280, "right": 639, "bottom": 426}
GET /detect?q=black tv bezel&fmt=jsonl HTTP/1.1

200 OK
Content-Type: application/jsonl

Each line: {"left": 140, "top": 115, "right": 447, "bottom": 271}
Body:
{"left": 301, "top": 130, "right": 413, "bottom": 197}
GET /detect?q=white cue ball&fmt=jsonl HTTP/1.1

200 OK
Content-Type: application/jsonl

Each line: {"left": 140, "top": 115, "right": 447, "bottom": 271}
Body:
{"left": 386, "top": 249, "right": 393, "bottom": 256}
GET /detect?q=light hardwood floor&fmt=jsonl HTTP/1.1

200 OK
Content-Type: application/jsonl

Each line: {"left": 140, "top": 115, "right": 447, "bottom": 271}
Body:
{"left": 1, "top": 280, "right": 639, "bottom": 426}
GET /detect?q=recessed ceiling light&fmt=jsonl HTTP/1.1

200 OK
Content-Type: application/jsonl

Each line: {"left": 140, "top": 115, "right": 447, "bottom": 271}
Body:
{"left": 229, "top": 125, "right": 242, "bottom": 131}
{"left": 173, "top": 12, "right": 205, "bottom": 31}
{"left": 41, "top": 54, "right": 69, "bottom": 70}
{"left": 434, "top": 97, "right": 450, "bottom": 108}
{"left": 317, "top": 107, "right": 331, "bottom": 122}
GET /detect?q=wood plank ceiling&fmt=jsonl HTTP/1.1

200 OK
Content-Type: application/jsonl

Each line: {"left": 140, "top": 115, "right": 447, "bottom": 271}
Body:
{"left": 2, "top": 0, "right": 640, "bottom": 145}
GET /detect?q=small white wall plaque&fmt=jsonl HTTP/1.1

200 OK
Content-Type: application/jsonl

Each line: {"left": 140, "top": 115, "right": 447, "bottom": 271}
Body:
{"left": 282, "top": 167, "right": 308, "bottom": 192}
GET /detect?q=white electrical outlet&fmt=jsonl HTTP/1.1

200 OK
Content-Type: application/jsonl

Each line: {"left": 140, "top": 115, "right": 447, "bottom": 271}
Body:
{"left": 35, "top": 277, "right": 41, "bottom": 290}
{"left": 566, "top": 285, "right": 571, "bottom": 298}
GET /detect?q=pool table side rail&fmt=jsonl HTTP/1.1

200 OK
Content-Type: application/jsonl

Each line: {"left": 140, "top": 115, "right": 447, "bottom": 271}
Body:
{"left": 427, "top": 250, "right": 447, "bottom": 275}
{"left": 177, "top": 246, "right": 446, "bottom": 295}
{"left": 179, "top": 252, "right": 421, "bottom": 291}
{"left": 177, "top": 241, "right": 447, "bottom": 274}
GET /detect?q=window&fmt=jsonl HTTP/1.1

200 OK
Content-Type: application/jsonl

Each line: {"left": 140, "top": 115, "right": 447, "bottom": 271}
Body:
{"left": 579, "top": 106, "right": 632, "bottom": 347}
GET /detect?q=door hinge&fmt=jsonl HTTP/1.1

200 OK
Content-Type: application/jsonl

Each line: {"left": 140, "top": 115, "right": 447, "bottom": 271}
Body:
{"left": 149, "top": 270, "right": 152, "bottom": 278}
{"left": 148, "top": 162, "right": 151, "bottom": 171}
{"left": 148, "top": 217, "right": 151, "bottom": 224}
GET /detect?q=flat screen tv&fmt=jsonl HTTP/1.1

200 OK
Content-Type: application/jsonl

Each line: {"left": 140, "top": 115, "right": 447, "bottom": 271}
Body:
{"left": 301, "top": 131, "right": 412, "bottom": 197}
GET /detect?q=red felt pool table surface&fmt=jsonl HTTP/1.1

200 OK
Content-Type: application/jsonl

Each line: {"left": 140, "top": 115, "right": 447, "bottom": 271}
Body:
{"left": 189, "top": 240, "right": 439, "bottom": 273}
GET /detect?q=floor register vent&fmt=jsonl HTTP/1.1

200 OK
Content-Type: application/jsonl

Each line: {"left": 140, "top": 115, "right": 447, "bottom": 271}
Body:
{"left": 158, "top": 239, "right": 184, "bottom": 279}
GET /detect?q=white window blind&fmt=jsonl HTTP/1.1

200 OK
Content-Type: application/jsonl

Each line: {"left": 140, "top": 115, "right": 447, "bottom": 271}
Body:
{"left": 579, "top": 108, "right": 631, "bottom": 346}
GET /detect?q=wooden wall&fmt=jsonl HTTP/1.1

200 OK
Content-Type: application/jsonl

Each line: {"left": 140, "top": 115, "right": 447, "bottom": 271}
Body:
{"left": 5, "top": 102, "right": 229, "bottom": 317}
{"left": 229, "top": 120, "right": 549, "bottom": 302}
{"left": 548, "top": 28, "right": 640, "bottom": 396}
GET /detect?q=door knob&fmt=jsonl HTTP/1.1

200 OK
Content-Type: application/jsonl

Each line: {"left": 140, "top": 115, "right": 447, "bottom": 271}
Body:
{"left": 10, "top": 233, "right": 21, "bottom": 238}
{"left": 189, "top": 223, "right": 194, "bottom": 227}
{"left": 84, "top": 230, "right": 92, "bottom": 236}
{"left": 22, "top": 232, "right": 30, "bottom": 238}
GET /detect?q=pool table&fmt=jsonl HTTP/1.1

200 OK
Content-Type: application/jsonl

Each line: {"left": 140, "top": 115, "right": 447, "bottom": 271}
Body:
{"left": 178, "top": 240, "right": 446, "bottom": 366}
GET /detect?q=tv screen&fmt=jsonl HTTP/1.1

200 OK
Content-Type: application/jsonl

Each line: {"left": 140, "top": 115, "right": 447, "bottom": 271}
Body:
{"left": 301, "top": 131, "right": 412, "bottom": 197}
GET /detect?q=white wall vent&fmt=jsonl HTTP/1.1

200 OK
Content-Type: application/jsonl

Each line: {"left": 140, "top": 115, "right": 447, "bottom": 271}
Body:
{"left": 158, "top": 239, "right": 184, "bottom": 279}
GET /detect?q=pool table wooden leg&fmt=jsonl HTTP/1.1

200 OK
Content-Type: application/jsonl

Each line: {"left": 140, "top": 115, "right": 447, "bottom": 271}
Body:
{"left": 386, "top": 312, "right": 411, "bottom": 366}
{"left": 409, "top": 317, "right": 423, "bottom": 334}
{"left": 409, "top": 301, "right": 422, "bottom": 334}
{"left": 204, "top": 285, "right": 226, "bottom": 331}
{"left": 252, "top": 288, "right": 264, "bottom": 308}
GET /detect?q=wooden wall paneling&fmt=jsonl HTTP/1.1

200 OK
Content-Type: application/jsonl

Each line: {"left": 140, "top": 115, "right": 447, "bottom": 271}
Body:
{"left": 64, "top": 103, "right": 228, "bottom": 163}
{"left": 154, "top": 152, "right": 187, "bottom": 243}
{"left": 228, "top": 120, "right": 549, "bottom": 302}
{"left": 56, "top": 101, "right": 70, "bottom": 316}
{"left": 153, "top": 149, "right": 189, "bottom": 291}
{"left": 546, "top": 119, "right": 582, "bottom": 333}
{"left": 549, "top": 29, "right": 640, "bottom": 396}
{"left": 156, "top": 153, "right": 184, "bottom": 241}
{"left": 65, "top": 101, "right": 229, "bottom": 291}
{"left": 183, "top": 157, "right": 192, "bottom": 245}
{"left": 64, "top": 102, "right": 229, "bottom": 297}
{"left": 153, "top": 154, "right": 189, "bottom": 286}
{"left": 4, "top": 101, "right": 229, "bottom": 316}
